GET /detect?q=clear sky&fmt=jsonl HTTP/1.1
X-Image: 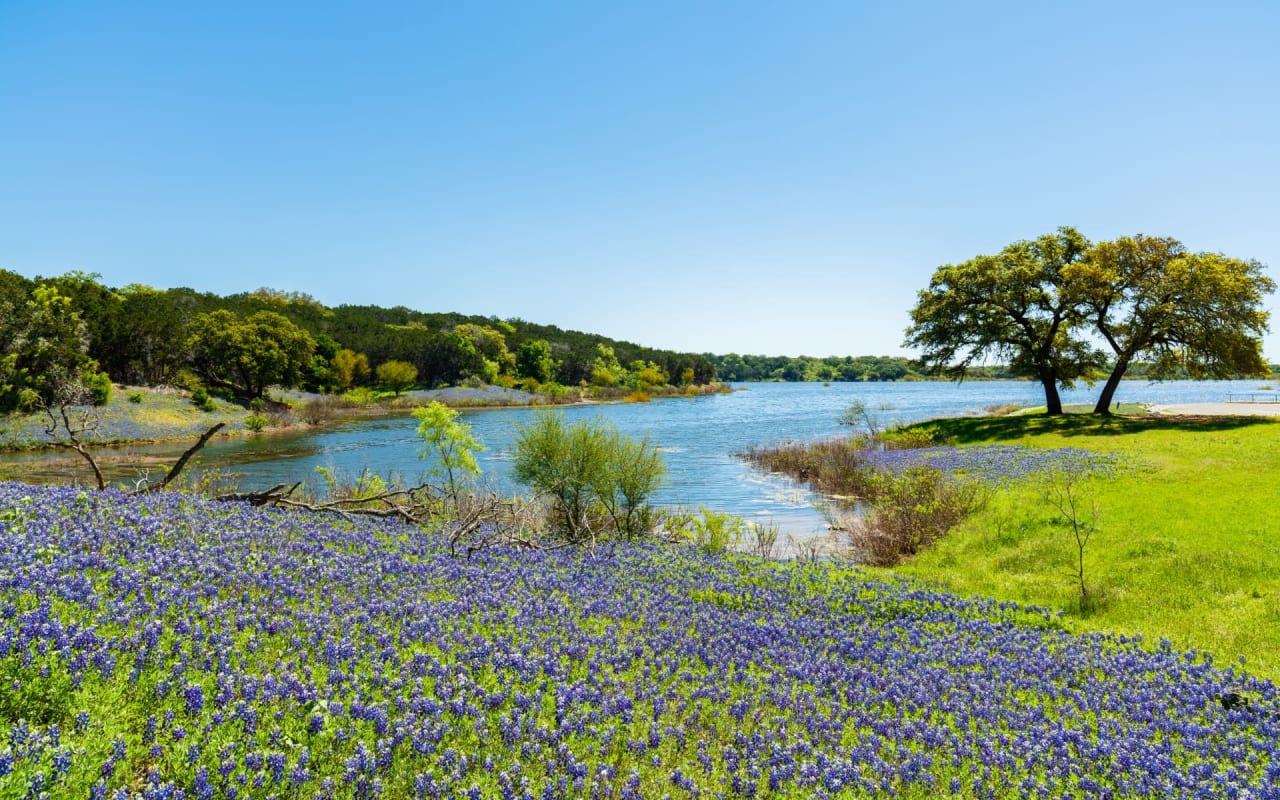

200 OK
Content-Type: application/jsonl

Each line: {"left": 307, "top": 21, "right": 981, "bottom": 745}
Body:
{"left": 2, "top": 1, "right": 1278, "bottom": 359}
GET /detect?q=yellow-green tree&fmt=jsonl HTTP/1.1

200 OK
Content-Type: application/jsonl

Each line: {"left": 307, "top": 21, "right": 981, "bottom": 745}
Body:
{"left": 1067, "top": 235, "right": 1274, "bottom": 414}
{"left": 375, "top": 360, "right": 418, "bottom": 396}
{"left": 329, "top": 349, "right": 371, "bottom": 392}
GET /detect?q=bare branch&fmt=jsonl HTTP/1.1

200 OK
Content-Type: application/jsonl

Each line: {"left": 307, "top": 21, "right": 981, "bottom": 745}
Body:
{"left": 134, "top": 423, "right": 226, "bottom": 494}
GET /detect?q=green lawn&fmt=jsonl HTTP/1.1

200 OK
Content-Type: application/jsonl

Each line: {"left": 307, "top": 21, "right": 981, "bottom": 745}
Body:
{"left": 891, "top": 412, "right": 1280, "bottom": 678}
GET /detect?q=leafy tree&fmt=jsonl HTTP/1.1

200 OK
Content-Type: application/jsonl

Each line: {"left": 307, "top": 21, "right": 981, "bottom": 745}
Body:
{"left": 186, "top": 309, "right": 317, "bottom": 400}
{"left": 513, "top": 411, "right": 665, "bottom": 541}
{"left": 375, "top": 360, "right": 418, "bottom": 395}
{"left": 3, "top": 285, "right": 99, "bottom": 411}
{"left": 328, "top": 349, "right": 371, "bottom": 392}
{"left": 1067, "top": 235, "right": 1275, "bottom": 414}
{"left": 905, "top": 227, "right": 1103, "bottom": 415}
{"left": 413, "top": 401, "right": 484, "bottom": 498}
{"left": 591, "top": 344, "right": 627, "bottom": 387}
{"left": 453, "top": 323, "right": 515, "bottom": 381}
{"left": 515, "top": 339, "right": 557, "bottom": 383}
{"left": 628, "top": 360, "right": 669, "bottom": 389}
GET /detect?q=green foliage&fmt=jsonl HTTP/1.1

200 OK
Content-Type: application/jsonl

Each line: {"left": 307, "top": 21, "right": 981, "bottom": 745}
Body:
{"left": 186, "top": 309, "right": 317, "bottom": 400}
{"left": 0, "top": 653, "right": 74, "bottom": 726}
{"left": 413, "top": 401, "right": 484, "bottom": 498}
{"left": 850, "top": 466, "right": 987, "bottom": 567}
{"left": 327, "top": 348, "right": 371, "bottom": 392}
{"left": 590, "top": 344, "right": 627, "bottom": 387}
{"left": 244, "top": 413, "right": 268, "bottom": 431}
{"left": 87, "top": 371, "right": 112, "bottom": 405}
{"left": 906, "top": 227, "right": 1102, "bottom": 415}
{"left": 0, "top": 284, "right": 99, "bottom": 412}
{"left": 375, "top": 359, "right": 418, "bottom": 395}
{"left": 515, "top": 338, "right": 557, "bottom": 383}
{"left": 513, "top": 410, "right": 665, "bottom": 541}
{"left": 190, "top": 386, "right": 210, "bottom": 407}
{"left": 127, "top": 391, "right": 144, "bottom": 404}
{"left": 709, "top": 353, "right": 920, "bottom": 382}
{"left": 1067, "top": 235, "right": 1275, "bottom": 413}
{"left": 341, "top": 386, "right": 381, "bottom": 406}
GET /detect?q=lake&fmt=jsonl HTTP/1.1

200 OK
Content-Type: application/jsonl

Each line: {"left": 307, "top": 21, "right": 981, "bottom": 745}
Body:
{"left": 4, "top": 379, "right": 1273, "bottom": 538}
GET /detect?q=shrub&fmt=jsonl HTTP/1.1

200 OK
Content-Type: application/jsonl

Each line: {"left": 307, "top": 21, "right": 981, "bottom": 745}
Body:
{"left": 127, "top": 391, "right": 144, "bottom": 404}
{"left": 342, "top": 387, "right": 379, "bottom": 407}
{"left": 244, "top": 413, "right": 268, "bottom": 432}
{"left": 845, "top": 465, "right": 986, "bottom": 566}
{"left": 513, "top": 411, "right": 665, "bottom": 541}
{"left": 191, "top": 386, "right": 209, "bottom": 407}
{"left": 298, "top": 396, "right": 339, "bottom": 425}
{"left": 87, "top": 371, "right": 112, "bottom": 405}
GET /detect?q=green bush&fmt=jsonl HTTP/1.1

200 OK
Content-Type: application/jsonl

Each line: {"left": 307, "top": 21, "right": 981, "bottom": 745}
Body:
{"left": 191, "top": 386, "right": 210, "bottom": 406}
{"left": 244, "top": 413, "right": 268, "bottom": 431}
{"left": 87, "top": 371, "right": 113, "bottom": 405}
{"left": 127, "top": 391, "right": 145, "bottom": 404}
{"left": 513, "top": 411, "right": 664, "bottom": 541}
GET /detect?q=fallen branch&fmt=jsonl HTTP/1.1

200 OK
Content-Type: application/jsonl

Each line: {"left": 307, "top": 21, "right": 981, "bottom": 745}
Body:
{"left": 133, "top": 423, "right": 226, "bottom": 494}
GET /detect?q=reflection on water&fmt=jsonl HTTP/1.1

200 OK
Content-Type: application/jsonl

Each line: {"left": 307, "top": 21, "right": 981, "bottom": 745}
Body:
{"left": 2, "top": 379, "right": 1268, "bottom": 537}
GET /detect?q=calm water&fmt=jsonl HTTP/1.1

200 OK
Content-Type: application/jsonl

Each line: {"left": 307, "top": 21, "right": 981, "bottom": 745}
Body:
{"left": 7, "top": 379, "right": 1273, "bottom": 537}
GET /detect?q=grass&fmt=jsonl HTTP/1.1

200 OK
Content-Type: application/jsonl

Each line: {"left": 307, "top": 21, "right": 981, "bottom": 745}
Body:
{"left": 890, "top": 412, "right": 1280, "bottom": 677}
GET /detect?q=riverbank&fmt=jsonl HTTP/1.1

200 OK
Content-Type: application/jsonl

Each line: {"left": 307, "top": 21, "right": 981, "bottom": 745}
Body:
{"left": 0, "top": 382, "right": 730, "bottom": 453}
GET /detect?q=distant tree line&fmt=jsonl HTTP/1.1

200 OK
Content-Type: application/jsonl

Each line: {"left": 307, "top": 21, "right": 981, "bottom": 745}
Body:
{"left": 0, "top": 271, "right": 718, "bottom": 410}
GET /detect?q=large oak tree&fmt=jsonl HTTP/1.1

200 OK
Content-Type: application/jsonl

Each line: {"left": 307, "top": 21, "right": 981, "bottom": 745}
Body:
{"left": 1066, "top": 235, "right": 1274, "bottom": 414}
{"left": 187, "top": 309, "right": 316, "bottom": 400}
{"left": 905, "top": 227, "right": 1103, "bottom": 415}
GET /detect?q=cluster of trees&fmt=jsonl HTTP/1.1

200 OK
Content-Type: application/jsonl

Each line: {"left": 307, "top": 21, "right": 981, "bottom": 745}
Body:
{"left": 0, "top": 272, "right": 719, "bottom": 409}
{"left": 906, "top": 228, "right": 1275, "bottom": 414}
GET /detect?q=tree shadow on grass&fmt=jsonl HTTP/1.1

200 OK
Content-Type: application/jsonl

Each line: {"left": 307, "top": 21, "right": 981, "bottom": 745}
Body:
{"left": 902, "top": 412, "right": 1278, "bottom": 444}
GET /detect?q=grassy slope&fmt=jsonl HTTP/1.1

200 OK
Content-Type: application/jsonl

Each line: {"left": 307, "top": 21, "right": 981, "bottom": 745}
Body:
{"left": 891, "top": 413, "right": 1280, "bottom": 677}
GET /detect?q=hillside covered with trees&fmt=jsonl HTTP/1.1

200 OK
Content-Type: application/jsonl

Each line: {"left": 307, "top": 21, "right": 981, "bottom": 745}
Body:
{"left": 0, "top": 271, "right": 717, "bottom": 411}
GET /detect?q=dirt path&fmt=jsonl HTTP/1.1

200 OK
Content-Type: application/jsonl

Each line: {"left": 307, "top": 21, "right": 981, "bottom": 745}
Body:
{"left": 1148, "top": 402, "right": 1280, "bottom": 417}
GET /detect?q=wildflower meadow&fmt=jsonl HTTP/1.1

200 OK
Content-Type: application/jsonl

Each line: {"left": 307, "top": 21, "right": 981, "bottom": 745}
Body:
{"left": 2, "top": 482, "right": 1278, "bottom": 799}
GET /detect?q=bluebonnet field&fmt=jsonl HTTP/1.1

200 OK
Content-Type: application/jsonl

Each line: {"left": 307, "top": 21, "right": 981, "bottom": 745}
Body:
{"left": 0, "top": 390, "right": 246, "bottom": 450}
{"left": 2, "top": 482, "right": 1278, "bottom": 799}
{"left": 862, "top": 445, "right": 1122, "bottom": 485}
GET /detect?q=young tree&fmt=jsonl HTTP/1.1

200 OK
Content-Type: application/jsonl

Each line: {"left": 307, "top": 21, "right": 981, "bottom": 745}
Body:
{"left": 905, "top": 227, "right": 1103, "bottom": 415}
{"left": 412, "top": 401, "right": 484, "bottom": 499}
{"left": 375, "top": 360, "right": 418, "bottom": 395}
{"left": 512, "top": 411, "right": 664, "bottom": 541}
{"left": 3, "top": 285, "right": 100, "bottom": 411}
{"left": 1067, "top": 235, "right": 1275, "bottom": 414}
{"left": 186, "top": 310, "right": 317, "bottom": 400}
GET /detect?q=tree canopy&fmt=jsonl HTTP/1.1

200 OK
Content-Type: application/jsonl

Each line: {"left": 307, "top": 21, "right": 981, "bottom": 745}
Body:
{"left": 186, "top": 309, "right": 317, "bottom": 400}
{"left": 905, "top": 227, "right": 1102, "bottom": 414}
{"left": 906, "top": 228, "right": 1274, "bottom": 414}
{"left": 1067, "top": 235, "right": 1275, "bottom": 413}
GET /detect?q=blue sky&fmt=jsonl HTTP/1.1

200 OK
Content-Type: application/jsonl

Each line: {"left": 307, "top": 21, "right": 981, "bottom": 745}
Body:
{"left": 2, "top": 1, "right": 1278, "bottom": 359}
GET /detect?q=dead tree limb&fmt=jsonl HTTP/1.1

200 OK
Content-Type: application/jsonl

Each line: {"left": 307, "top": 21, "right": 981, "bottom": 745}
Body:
{"left": 134, "top": 422, "right": 226, "bottom": 494}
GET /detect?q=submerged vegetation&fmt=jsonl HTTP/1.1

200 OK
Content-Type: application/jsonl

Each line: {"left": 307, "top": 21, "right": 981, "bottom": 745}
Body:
{"left": 3, "top": 484, "right": 1279, "bottom": 799}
